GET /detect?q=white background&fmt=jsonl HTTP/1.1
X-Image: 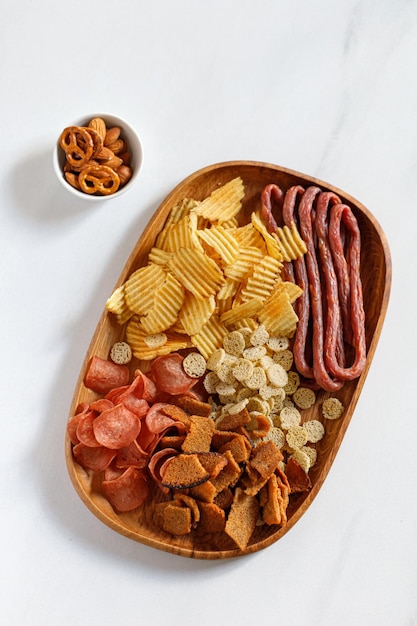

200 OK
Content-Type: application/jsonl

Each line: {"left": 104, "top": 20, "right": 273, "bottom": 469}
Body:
{"left": 1, "top": 1, "right": 416, "bottom": 625}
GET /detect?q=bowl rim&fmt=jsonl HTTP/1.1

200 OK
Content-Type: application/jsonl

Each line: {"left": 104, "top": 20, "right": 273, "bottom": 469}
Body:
{"left": 52, "top": 112, "right": 143, "bottom": 201}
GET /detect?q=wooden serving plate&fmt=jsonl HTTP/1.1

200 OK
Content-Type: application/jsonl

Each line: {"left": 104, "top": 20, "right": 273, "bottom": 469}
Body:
{"left": 65, "top": 161, "right": 391, "bottom": 559}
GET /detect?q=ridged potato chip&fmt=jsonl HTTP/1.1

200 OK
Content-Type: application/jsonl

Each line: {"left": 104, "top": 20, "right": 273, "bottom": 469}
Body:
{"left": 240, "top": 255, "right": 282, "bottom": 303}
{"left": 197, "top": 225, "right": 239, "bottom": 264}
{"left": 126, "top": 318, "right": 190, "bottom": 360}
{"left": 105, "top": 285, "right": 133, "bottom": 324}
{"left": 191, "top": 177, "right": 244, "bottom": 222}
{"left": 191, "top": 315, "right": 228, "bottom": 359}
{"left": 124, "top": 264, "right": 167, "bottom": 315}
{"left": 168, "top": 247, "right": 225, "bottom": 299}
{"left": 220, "top": 298, "right": 263, "bottom": 326}
{"left": 272, "top": 222, "right": 307, "bottom": 261}
{"left": 140, "top": 272, "right": 185, "bottom": 334}
{"left": 224, "top": 246, "right": 264, "bottom": 282}
{"left": 178, "top": 292, "right": 216, "bottom": 336}
{"left": 251, "top": 211, "right": 283, "bottom": 261}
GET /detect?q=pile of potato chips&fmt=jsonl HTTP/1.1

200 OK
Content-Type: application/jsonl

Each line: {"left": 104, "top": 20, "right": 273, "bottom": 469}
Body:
{"left": 106, "top": 177, "right": 307, "bottom": 361}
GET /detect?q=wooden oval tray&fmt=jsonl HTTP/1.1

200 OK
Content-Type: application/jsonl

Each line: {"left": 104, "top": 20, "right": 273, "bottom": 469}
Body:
{"left": 65, "top": 161, "right": 391, "bottom": 559}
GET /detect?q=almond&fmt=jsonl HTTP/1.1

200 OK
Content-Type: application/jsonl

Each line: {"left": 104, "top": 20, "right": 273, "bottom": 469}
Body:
{"left": 96, "top": 146, "right": 115, "bottom": 161}
{"left": 106, "top": 138, "right": 125, "bottom": 154}
{"left": 88, "top": 117, "right": 107, "bottom": 142}
{"left": 116, "top": 165, "right": 132, "bottom": 186}
{"left": 104, "top": 126, "right": 121, "bottom": 146}
{"left": 105, "top": 155, "right": 123, "bottom": 169}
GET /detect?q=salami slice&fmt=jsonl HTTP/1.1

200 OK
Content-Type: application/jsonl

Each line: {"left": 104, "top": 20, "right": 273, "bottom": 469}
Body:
{"left": 76, "top": 410, "right": 100, "bottom": 447}
{"left": 115, "top": 440, "right": 149, "bottom": 469}
{"left": 73, "top": 443, "right": 116, "bottom": 472}
{"left": 84, "top": 356, "right": 130, "bottom": 394}
{"left": 145, "top": 402, "right": 179, "bottom": 434}
{"left": 151, "top": 354, "right": 196, "bottom": 395}
{"left": 102, "top": 466, "right": 149, "bottom": 512}
{"left": 147, "top": 447, "right": 178, "bottom": 484}
{"left": 93, "top": 404, "right": 141, "bottom": 449}
{"left": 67, "top": 404, "right": 89, "bottom": 445}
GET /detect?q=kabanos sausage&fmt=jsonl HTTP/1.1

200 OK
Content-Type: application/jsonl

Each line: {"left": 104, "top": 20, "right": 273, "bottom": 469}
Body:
{"left": 261, "top": 183, "right": 285, "bottom": 233}
{"left": 327, "top": 201, "right": 366, "bottom": 379}
{"left": 298, "top": 187, "right": 343, "bottom": 392}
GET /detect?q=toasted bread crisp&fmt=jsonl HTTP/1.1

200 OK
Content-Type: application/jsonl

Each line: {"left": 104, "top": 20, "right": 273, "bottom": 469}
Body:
{"left": 285, "top": 456, "right": 312, "bottom": 493}
{"left": 261, "top": 474, "right": 282, "bottom": 525}
{"left": 161, "top": 454, "right": 210, "bottom": 489}
{"left": 197, "top": 502, "right": 226, "bottom": 533}
{"left": 249, "top": 440, "right": 283, "bottom": 479}
{"left": 173, "top": 395, "right": 212, "bottom": 417}
{"left": 160, "top": 502, "right": 193, "bottom": 536}
{"left": 225, "top": 488, "right": 259, "bottom": 550}
{"left": 196, "top": 452, "right": 228, "bottom": 478}
{"left": 216, "top": 407, "right": 251, "bottom": 431}
{"left": 219, "top": 434, "right": 251, "bottom": 464}
{"left": 181, "top": 415, "right": 214, "bottom": 453}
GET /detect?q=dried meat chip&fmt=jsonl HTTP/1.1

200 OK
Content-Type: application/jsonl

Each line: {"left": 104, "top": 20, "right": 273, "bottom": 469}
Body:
{"left": 322, "top": 397, "right": 344, "bottom": 420}
{"left": 225, "top": 488, "right": 259, "bottom": 551}
{"left": 302, "top": 419, "right": 325, "bottom": 443}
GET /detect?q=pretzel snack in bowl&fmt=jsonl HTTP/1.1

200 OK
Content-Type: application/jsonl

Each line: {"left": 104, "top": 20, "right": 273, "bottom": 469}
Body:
{"left": 54, "top": 114, "right": 143, "bottom": 199}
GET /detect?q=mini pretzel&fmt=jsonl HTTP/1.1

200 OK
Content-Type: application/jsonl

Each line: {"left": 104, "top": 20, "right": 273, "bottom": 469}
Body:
{"left": 59, "top": 126, "right": 94, "bottom": 168}
{"left": 78, "top": 164, "right": 120, "bottom": 195}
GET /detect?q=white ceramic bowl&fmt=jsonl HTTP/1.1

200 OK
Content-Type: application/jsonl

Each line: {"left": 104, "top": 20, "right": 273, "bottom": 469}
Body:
{"left": 53, "top": 113, "right": 143, "bottom": 201}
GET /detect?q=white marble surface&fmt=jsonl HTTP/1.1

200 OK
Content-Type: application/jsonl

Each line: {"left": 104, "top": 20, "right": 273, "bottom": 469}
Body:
{"left": 1, "top": 1, "right": 416, "bottom": 624}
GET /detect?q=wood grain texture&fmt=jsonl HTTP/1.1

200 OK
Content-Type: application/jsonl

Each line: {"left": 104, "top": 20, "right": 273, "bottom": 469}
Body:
{"left": 65, "top": 161, "right": 391, "bottom": 559}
